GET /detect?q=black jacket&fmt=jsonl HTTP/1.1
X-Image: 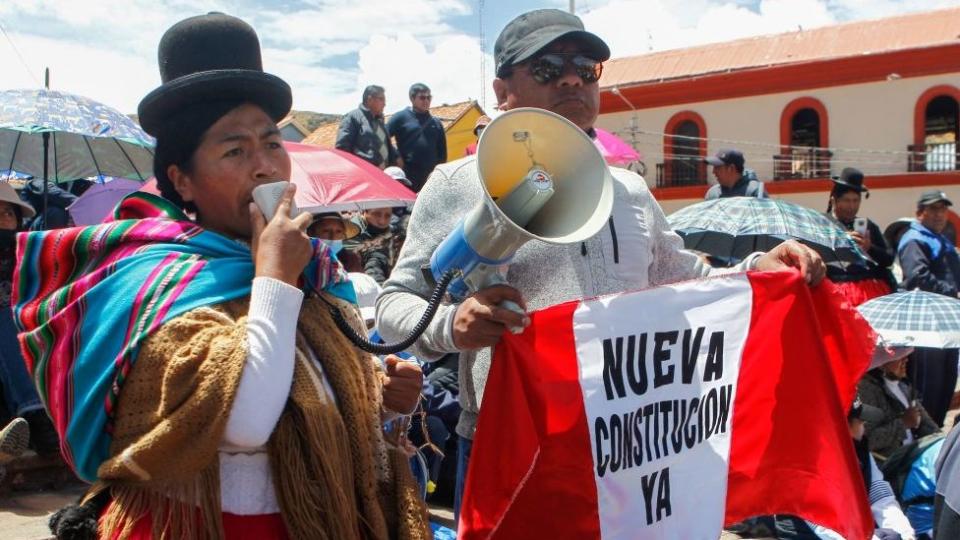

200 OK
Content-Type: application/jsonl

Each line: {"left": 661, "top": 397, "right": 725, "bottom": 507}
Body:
{"left": 335, "top": 105, "right": 397, "bottom": 168}
{"left": 858, "top": 369, "right": 939, "bottom": 459}
{"left": 837, "top": 217, "right": 895, "bottom": 268}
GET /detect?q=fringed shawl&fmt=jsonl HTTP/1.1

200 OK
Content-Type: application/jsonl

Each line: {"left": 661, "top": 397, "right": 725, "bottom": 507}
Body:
{"left": 12, "top": 193, "right": 353, "bottom": 482}
{"left": 95, "top": 297, "right": 429, "bottom": 540}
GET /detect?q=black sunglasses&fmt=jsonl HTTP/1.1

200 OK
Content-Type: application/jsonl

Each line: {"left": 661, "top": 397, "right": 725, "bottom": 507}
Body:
{"left": 523, "top": 53, "right": 603, "bottom": 84}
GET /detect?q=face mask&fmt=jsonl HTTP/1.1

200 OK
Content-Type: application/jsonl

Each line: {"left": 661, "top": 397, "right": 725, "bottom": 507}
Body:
{"left": 321, "top": 239, "right": 343, "bottom": 255}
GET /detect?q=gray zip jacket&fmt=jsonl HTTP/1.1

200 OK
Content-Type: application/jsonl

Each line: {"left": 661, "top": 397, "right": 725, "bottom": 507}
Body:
{"left": 376, "top": 156, "right": 758, "bottom": 439}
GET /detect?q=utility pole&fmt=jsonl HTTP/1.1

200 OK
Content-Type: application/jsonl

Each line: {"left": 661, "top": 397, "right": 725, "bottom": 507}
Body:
{"left": 569, "top": 0, "right": 575, "bottom": 14}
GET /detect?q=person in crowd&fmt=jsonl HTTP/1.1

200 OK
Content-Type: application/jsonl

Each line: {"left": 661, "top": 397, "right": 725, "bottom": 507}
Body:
{"left": 387, "top": 83, "right": 447, "bottom": 192}
{"left": 858, "top": 352, "right": 939, "bottom": 460}
{"left": 346, "top": 206, "right": 405, "bottom": 284}
{"left": 828, "top": 168, "right": 894, "bottom": 267}
{"left": 0, "top": 182, "right": 59, "bottom": 458}
{"left": 934, "top": 424, "right": 960, "bottom": 539}
{"left": 308, "top": 211, "right": 362, "bottom": 272}
{"left": 376, "top": 8, "right": 826, "bottom": 521}
{"left": 823, "top": 167, "right": 896, "bottom": 304}
{"left": 898, "top": 189, "right": 960, "bottom": 426}
{"left": 384, "top": 165, "right": 414, "bottom": 190}
{"left": 20, "top": 177, "right": 77, "bottom": 230}
{"left": 21, "top": 13, "right": 429, "bottom": 539}
{"left": 383, "top": 166, "right": 414, "bottom": 232}
{"left": 307, "top": 211, "right": 360, "bottom": 242}
{"left": 463, "top": 115, "right": 490, "bottom": 156}
{"left": 335, "top": 85, "right": 399, "bottom": 169}
{"left": 703, "top": 149, "right": 767, "bottom": 199}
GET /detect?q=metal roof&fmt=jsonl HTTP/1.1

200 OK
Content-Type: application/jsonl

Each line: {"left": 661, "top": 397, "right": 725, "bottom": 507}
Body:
{"left": 601, "top": 7, "right": 960, "bottom": 89}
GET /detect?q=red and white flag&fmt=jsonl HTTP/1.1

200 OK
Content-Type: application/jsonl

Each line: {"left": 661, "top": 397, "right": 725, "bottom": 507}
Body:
{"left": 460, "top": 271, "right": 877, "bottom": 540}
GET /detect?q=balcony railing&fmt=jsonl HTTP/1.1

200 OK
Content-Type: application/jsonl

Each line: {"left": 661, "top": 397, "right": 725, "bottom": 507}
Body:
{"left": 656, "top": 157, "right": 707, "bottom": 188}
{"left": 772, "top": 148, "right": 832, "bottom": 180}
{"left": 908, "top": 142, "right": 959, "bottom": 172}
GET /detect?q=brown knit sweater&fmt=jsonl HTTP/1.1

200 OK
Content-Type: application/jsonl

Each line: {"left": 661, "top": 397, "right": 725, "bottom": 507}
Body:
{"left": 94, "top": 294, "right": 430, "bottom": 540}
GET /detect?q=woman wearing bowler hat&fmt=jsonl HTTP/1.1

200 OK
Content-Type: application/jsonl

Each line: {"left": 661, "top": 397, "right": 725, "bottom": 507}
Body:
{"left": 825, "top": 167, "right": 897, "bottom": 304}
{"left": 15, "top": 13, "right": 429, "bottom": 540}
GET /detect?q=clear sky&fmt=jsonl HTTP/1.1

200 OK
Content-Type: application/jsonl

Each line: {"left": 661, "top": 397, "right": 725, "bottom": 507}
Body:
{"left": 1, "top": 0, "right": 957, "bottom": 117}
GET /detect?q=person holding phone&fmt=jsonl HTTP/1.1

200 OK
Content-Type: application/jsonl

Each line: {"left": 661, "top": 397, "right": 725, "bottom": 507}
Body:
{"left": 827, "top": 168, "right": 895, "bottom": 267}
{"left": 825, "top": 168, "right": 897, "bottom": 304}
{"left": 16, "top": 13, "right": 428, "bottom": 540}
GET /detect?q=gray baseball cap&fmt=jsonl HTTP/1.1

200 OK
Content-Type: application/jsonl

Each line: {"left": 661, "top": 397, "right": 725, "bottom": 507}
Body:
{"left": 495, "top": 9, "right": 611, "bottom": 77}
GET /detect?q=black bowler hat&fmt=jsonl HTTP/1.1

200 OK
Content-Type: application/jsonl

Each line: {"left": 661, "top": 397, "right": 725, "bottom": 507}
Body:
{"left": 137, "top": 12, "right": 292, "bottom": 136}
{"left": 831, "top": 168, "right": 869, "bottom": 195}
{"left": 495, "top": 9, "right": 610, "bottom": 77}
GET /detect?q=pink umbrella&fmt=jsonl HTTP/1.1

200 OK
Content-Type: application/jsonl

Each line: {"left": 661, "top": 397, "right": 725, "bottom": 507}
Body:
{"left": 288, "top": 142, "right": 416, "bottom": 213}
{"left": 594, "top": 128, "right": 641, "bottom": 165}
{"left": 139, "top": 177, "right": 161, "bottom": 196}
{"left": 67, "top": 178, "right": 143, "bottom": 225}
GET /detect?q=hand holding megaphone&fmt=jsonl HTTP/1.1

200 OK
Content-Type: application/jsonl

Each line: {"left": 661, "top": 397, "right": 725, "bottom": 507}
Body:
{"left": 325, "top": 108, "right": 612, "bottom": 356}
{"left": 453, "top": 285, "right": 530, "bottom": 349}
{"left": 250, "top": 182, "right": 314, "bottom": 287}
{"left": 429, "top": 107, "right": 613, "bottom": 337}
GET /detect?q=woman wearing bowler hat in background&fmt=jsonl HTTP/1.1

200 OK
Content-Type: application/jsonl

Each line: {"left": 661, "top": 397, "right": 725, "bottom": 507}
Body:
{"left": 825, "top": 167, "right": 897, "bottom": 305}
{"left": 16, "top": 13, "right": 429, "bottom": 540}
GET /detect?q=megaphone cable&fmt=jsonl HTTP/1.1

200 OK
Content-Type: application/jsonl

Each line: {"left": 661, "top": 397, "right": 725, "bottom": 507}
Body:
{"left": 310, "top": 268, "right": 460, "bottom": 355}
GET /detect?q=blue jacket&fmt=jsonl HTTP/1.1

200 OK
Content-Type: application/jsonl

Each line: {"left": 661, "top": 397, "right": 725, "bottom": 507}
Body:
{"left": 898, "top": 222, "right": 960, "bottom": 296}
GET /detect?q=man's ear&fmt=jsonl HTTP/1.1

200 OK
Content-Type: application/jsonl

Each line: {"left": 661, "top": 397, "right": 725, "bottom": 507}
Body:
{"left": 167, "top": 164, "right": 195, "bottom": 203}
{"left": 492, "top": 78, "right": 509, "bottom": 110}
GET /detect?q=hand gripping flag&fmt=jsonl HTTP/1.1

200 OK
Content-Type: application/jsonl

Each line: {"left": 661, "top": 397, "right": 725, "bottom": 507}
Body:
{"left": 460, "top": 271, "right": 877, "bottom": 540}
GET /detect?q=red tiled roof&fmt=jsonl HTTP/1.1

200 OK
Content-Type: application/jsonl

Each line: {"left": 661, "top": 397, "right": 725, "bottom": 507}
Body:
{"left": 601, "top": 7, "right": 960, "bottom": 89}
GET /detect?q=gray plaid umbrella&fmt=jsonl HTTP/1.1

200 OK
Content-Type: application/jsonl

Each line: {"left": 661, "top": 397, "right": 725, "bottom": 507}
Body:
{"left": 667, "top": 197, "right": 868, "bottom": 265}
{"left": 857, "top": 290, "right": 960, "bottom": 348}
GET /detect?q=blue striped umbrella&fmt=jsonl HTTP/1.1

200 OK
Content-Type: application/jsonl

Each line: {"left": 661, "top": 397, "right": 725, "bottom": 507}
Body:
{"left": 0, "top": 89, "right": 154, "bottom": 182}
{"left": 857, "top": 290, "right": 960, "bottom": 349}
{"left": 667, "top": 197, "right": 868, "bottom": 265}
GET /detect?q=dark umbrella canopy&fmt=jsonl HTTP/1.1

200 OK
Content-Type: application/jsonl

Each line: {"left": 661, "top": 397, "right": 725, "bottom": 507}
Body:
{"left": 0, "top": 89, "right": 154, "bottom": 182}
{"left": 667, "top": 197, "right": 868, "bottom": 265}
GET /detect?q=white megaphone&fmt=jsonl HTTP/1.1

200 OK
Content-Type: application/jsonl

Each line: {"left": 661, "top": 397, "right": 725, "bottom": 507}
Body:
{"left": 429, "top": 107, "right": 614, "bottom": 321}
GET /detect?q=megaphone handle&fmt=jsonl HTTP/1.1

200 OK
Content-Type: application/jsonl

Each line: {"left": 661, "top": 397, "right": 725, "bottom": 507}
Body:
{"left": 499, "top": 299, "right": 526, "bottom": 334}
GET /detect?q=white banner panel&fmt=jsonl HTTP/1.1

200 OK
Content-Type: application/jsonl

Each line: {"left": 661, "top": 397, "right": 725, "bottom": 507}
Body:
{"left": 573, "top": 275, "right": 753, "bottom": 540}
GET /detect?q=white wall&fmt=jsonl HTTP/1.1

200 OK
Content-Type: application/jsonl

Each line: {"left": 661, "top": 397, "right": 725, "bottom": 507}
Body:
{"left": 598, "top": 73, "right": 960, "bottom": 188}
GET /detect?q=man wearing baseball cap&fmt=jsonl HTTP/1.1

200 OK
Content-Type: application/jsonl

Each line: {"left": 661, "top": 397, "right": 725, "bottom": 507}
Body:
{"left": 377, "top": 9, "right": 826, "bottom": 521}
{"left": 898, "top": 189, "right": 960, "bottom": 427}
{"left": 703, "top": 148, "right": 767, "bottom": 199}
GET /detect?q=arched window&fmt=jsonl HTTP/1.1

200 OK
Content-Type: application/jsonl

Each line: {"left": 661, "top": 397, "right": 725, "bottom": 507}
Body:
{"left": 661, "top": 111, "right": 707, "bottom": 187}
{"left": 912, "top": 85, "right": 960, "bottom": 172}
{"left": 777, "top": 97, "right": 830, "bottom": 179}
{"left": 790, "top": 108, "right": 821, "bottom": 148}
